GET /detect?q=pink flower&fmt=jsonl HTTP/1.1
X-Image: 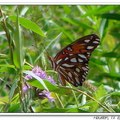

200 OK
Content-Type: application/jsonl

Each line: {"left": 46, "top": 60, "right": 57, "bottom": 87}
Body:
{"left": 47, "top": 76, "right": 56, "bottom": 84}
{"left": 39, "top": 90, "right": 55, "bottom": 102}
{"left": 24, "top": 66, "right": 56, "bottom": 102}
{"left": 25, "top": 74, "right": 32, "bottom": 80}
{"left": 32, "top": 66, "right": 47, "bottom": 79}
{"left": 22, "top": 84, "right": 30, "bottom": 92}
{"left": 25, "top": 66, "right": 56, "bottom": 84}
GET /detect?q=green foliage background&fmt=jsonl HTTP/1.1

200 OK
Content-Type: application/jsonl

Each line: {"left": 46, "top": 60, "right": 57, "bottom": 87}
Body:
{"left": 0, "top": 5, "right": 120, "bottom": 113}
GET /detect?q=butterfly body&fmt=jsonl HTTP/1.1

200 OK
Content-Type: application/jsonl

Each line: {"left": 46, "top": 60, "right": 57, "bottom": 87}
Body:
{"left": 49, "top": 34, "right": 100, "bottom": 87}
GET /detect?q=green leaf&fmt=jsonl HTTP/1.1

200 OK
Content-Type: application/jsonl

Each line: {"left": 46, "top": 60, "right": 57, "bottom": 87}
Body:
{"left": 85, "top": 101, "right": 98, "bottom": 112}
{"left": 24, "top": 70, "right": 71, "bottom": 94}
{"left": 112, "top": 43, "right": 120, "bottom": 52}
{"left": 63, "top": 6, "right": 71, "bottom": 14}
{"left": 100, "top": 13, "right": 120, "bottom": 21}
{"left": 0, "top": 53, "right": 7, "bottom": 59}
{"left": 11, "top": 93, "right": 19, "bottom": 104}
{"left": 23, "top": 71, "right": 48, "bottom": 90}
{"left": 0, "top": 96, "right": 9, "bottom": 104}
{"left": 35, "top": 32, "right": 62, "bottom": 63}
{"left": 94, "top": 85, "right": 107, "bottom": 100}
{"left": 53, "top": 22, "right": 73, "bottom": 40}
{"left": 90, "top": 58, "right": 107, "bottom": 65}
{"left": 27, "top": 78, "right": 71, "bottom": 94}
{"left": 42, "top": 108, "right": 79, "bottom": 113}
{"left": 110, "top": 92, "right": 120, "bottom": 97}
{"left": 8, "top": 103, "right": 21, "bottom": 112}
{"left": 13, "top": 11, "right": 24, "bottom": 69}
{"left": 27, "top": 79, "right": 57, "bottom": 91}
{"left": 98, "top": 73, "right": 120, "bottom": 81}
{"left": 9, "top": 16, "right": 45, "bottom": 37}
{"left": 61, "top": 17, "right": 92, "bottom": 29}
{"left": 99, "top": 19, "right": 108, "bottom": 40}
{"left": 87, "top": 85, "right": 107, "bottom": 112}
{"left": 81, "top": 6, "right": 117, "bottom": 17}
{"left": 9, "top": 80, "right": 18, "bottom": 101}
{"left": 85, "top": 85, "right": 107, "bottom": 112}
{"left": 102, "top": 52, "right": 120, "bottom": 58}
{"left": 0, "top": 64, "right": 16, "bottom": 69}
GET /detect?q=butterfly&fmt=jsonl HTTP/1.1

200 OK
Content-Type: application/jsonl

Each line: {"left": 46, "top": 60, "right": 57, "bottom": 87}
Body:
{"left": 48, "top": 34, "right": 100, "bottom": 87}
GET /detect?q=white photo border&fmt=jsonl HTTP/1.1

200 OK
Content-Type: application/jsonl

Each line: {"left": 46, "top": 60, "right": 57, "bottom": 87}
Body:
{"left": 0, "top": 0, "right": 120, "bottom": 117}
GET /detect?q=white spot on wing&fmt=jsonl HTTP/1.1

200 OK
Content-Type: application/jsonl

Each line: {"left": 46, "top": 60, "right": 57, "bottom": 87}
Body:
{"left": 64, "top": 57, "right": 69, "bottom": 61}
{"left": 56, "top": 59, "right": 62, "bottom": 64}
{"left": 96, "top": 38, "right": 100, "bottom": 41}
{"left": 59, "top": 66, "right": 65, "bottom": 70}
{"left": 75, "top": 77, "right": 80, "bottom": 84}
{"left": 76, "top": 68, "right": 80, "bottom": 72}
{"left": 93, "top": 41, "right": 99, "bottom": 44}
{"left": 69, "top": 54, "right": 73, "bottom": 56}
{"left": 87, "top": 46, "right": 94, "bottom": 50}
{"left": 84, "top": 39, "right": 90, "bottom": 43}
{"left": 78, "top": 58, "right": 83, "bottom": 62}
{"left": 86, "top": 66, "right": 88, "bottom": 69}
{"left": 78, "top": 54, "right": 87, "bottom": 59}
{"left": 68, "top": 77, "right": 74, "bottom": 84}
{"left": 82, "top": 67, "right": 88, "bottom": 71}
{"left": 70, "top": 58, "right": 77, "bottom": 63}
{"left": 67, "top": 47, "right": 72, "bottom": 51}
{"left": 82, "top": 78, "right": 85, "bottom": 82}
{"left": 62, "top": 63, "right": 74, "bottom": 67}
{"left": 82, "top": 75, "right": 86, "bottom": 78}
{"left": 68, "top": 72, "right": 72, "bottom": 78}
{"left": 74, "top": 71, "right": 79, "bottom": 76}
{"left": 67, "top": 76, "right": 73, "bottom": 83}
{"left": 84, "top": 72, "right": 87, "bottom": 75}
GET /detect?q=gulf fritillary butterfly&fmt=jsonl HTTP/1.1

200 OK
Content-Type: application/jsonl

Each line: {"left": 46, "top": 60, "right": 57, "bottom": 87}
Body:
{"left": 48, "top": 34, "right": 100, "bottom": 87}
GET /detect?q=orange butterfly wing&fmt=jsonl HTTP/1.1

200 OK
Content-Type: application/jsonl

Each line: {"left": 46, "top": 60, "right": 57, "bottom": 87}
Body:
{"left": 50, "top": 34, "right": 100, "bottom": 86}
